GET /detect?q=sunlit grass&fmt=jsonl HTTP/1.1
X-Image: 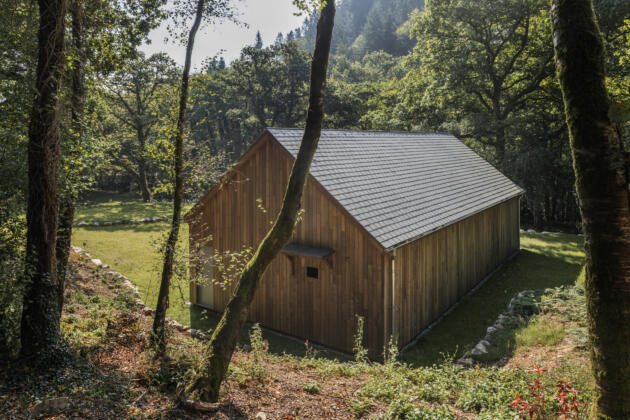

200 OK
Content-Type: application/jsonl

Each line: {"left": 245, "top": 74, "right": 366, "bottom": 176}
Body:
{"left": 514, "top": 317, "right": 566, "bottom": 349}
{"left": 75, "top": 191, "right": 193, "bottom": 224}
{"left": 402, "top": 232, "right": 584, "bottom": 366}
{"left": 72, "top": 223, "right": 191, "bottom": 325}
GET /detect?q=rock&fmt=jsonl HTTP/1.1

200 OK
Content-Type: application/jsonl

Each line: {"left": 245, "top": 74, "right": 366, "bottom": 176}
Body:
{"left": 470, "top": 342, "right": 488, "bottom": 356}
{"left": 31, "top": 397, "right": 70, "bottom": 417}
{"left": 92, "top": 222, "right": 100, "bottom": 226}
{"left": 152, "top": 216, "right": 162, "bottom": 221}
{"left": 139, "top": 217, "right": 151, "bottom": 223}
{"left": 103, "top": 221, "right": 112, "bottom": 226}
{"left": 486, "top": 326, "right": 498, "bottom": 335}
{"left": 479, "top": 339, "right": 491, "bottom": 347}
{"left": 70, "top": 246, "right": 83, "bottom": 253}
{"left": 255, "top": 412, "right": 267, "bottom": 420}
{"left": 102, "top": 264, "right": 110, "bottom": 269}
{"left": 90, "top": 258, "right": 102, "bottom": 266}
{"left": 77, "top": 221, "right": 88, "bottom": 226}
{"left": 526, "top": 229, "right": 536, "bottom": 233}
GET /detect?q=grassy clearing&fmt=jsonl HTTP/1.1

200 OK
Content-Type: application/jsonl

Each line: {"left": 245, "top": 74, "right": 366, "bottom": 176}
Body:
{"left": 75, "top": 191, "right": 193, "bottom": 224}
{"left": 72, "top": 223, "right": 191, "bottom": 325}
{"left": 402, "top": 232, "right": 584, "bottom": 366}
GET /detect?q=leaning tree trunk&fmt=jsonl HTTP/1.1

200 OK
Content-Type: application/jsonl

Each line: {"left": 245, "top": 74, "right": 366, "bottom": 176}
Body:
{"left": 181, "top": 1, "right": 335, "bottom": 403}
{"left": 151, "top": 0, "right": 204, "bottom": 352}
{"left": 21, "top": 0, "right": 67, "bottom": 358}
{"left": 552, "top": 0, "right": 630, "bottom": 417}
{"left": 56, "top": 0, "right": 86, "bottom": 314}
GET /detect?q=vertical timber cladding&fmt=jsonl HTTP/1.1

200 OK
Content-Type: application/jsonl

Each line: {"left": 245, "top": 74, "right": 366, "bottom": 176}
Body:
{"left": 393, "top": 197, "right": 521, "bottom": 346}
{"left": 190, "top": 132, "right": 386, "bottom": 355}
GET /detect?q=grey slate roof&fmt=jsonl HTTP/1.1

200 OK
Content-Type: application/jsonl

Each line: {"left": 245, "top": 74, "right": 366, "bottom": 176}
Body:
{"left": 268, "top": 128, "right": 524, "bottom": 251}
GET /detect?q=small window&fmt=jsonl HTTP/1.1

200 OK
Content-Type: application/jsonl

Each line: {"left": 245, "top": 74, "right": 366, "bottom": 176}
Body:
{"left": 306, "top": 266, "right": 319, "bottom": 279}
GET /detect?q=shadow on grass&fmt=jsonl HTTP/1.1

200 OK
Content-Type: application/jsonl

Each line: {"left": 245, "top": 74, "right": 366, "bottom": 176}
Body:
{"left": 401, "top": 234, "right": 584, "bottom": 367}
{"left": 75, "top": 191, "right": 193, "bottom": 224}
{"left": 77, "top": 223, "right": 168, "bottom": 234}
{"left": 189, "top": 306, "right": 352, "bottom": 361}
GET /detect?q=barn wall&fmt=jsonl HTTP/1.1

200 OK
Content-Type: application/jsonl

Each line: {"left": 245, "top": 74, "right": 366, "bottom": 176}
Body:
{"left": 188, "top": 133, "right": 386, "bottom": 355}
{"left": 393, "top": 197, "right": 520, "bottom": 346}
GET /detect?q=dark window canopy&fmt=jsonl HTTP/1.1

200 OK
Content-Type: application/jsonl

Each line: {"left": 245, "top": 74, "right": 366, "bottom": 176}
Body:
{"left": 281, "top": 242, "right": 334, "bottom": 258}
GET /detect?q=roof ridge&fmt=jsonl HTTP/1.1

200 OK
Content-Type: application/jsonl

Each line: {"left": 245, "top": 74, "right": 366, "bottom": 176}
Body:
{"left": 267, "top": 127, "right": 454, "bottom": 136}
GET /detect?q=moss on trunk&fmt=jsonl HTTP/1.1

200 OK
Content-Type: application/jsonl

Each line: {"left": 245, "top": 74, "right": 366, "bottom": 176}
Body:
{"left": 21, "top": 0, "right": 67, "bottom": 357}
{"left": 152, "top": 0, "right": 204, "bottom": 352}
{"left": 552, "top": 0, "right": 630, "bottom": 417}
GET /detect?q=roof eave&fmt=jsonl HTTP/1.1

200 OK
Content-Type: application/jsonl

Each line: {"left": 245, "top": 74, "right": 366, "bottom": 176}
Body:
{"left": 384, "top": 190, "right": 525, "bottom": 252}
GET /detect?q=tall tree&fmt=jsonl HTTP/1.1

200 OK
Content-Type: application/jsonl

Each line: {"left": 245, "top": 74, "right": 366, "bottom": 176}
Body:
{"left": 151, "top": 0, "right": 205, "bottom": 352}
{"left": 55, "top": 0, "right": 86, "bottom": 313}
{"left": 181, "top": 0, "right": 335, "bottom": 403}
{"left": 552, "top": 0, "right": 630, "bottom": 417}
{"left": 106, "top": 53, "right": 178, "bottom": 202}
{"left": 20, "top": 0, "right": 67, "bottom": 357}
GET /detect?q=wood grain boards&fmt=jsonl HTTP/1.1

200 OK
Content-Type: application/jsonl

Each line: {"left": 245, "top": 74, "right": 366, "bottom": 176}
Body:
{"left": 188, "top": 133, "right": 386, "bottom": 355}
{"left": 392, "top": 197, "right": 520, "bottom": 346}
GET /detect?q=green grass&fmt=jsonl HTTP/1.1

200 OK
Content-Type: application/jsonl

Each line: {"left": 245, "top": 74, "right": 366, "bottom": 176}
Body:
{"left": 75, "top": 191, "right": 193, "bottom": 224}
{"left": 402, "top": 232, "right": 584, "bottom": 366}
{"left": 72, "top": 223, "right": 192, "bottom": 325}
{"left": 514, "top": 318, "right": 566, "bottom": 349}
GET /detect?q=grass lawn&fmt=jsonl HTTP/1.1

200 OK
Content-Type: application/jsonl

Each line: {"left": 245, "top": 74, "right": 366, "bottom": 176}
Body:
{"left": 75, "top": 191, "right": 193, "bottom": 224}
{"left": 72, "top": 223, "right": 192, "bottom": 325}
{"left": 402, "top": 232, "right": 584, "bottom": 366}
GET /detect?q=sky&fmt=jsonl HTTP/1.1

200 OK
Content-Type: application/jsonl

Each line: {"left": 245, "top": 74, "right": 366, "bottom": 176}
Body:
{"left": 140, "top": 0, "right": 306, "bottom": 70}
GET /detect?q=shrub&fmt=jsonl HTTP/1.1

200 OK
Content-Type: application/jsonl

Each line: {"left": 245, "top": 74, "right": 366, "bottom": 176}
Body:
{"left": 353, "top": 315, "right": 368, "bottom": 363}
{"left": 510, "top": 366, "right": 590, "bottom": 419}
{"left": 303, "top": 381, "right": 322, "bottom": 394}
{"left": 348, "top": 395, "right": 376, "bottom": 418}
{"left": 232, "top": 323, "right": 268, "bottom": 384}
{"left": 113, "top": 289, "right": 137, "bottom": 310}
{"left": 388, "top": 399, "right": 455, "bottom": 420}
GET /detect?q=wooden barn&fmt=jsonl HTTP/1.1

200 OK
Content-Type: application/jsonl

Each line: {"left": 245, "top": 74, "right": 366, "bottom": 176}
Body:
{"left": 185, "top": 129, "right": 524, "bottom": 356}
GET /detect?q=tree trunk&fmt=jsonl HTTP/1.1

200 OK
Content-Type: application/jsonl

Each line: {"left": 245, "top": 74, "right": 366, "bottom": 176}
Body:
{"left": 151, "top": 0, "right": 204, "bottom": 352}
{"left": 138, "top": 157, "right": 152, "bottom": 202}
{"left": 21, "top": 0, "right": 67, "bottom": 358}
{"left": 56, "top": 0, "right": 86, "bottom": 313}
{"left": 181, "top": 1, "right": 335, "bottom": 403}
{"left": 552, "top": 0, "right": 630, "bottom": 417}
{"left": 55, "top": 201, "right": 74, "bottom": 312}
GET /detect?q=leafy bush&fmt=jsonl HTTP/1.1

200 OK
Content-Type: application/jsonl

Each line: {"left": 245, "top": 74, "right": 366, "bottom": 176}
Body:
{"left": 353, "top": 315, "right": 368, "bottom": 363}
{"left": 303, "top": 381, "right": 322, "bottom": 394}
{"left": 510, "top": 366, "right": 590, "bottom": 419}
{"left": 348, "top": 395, "right": 376, "bottom": 417}
{"left": 0, "top": 203, "right": 26, "bottom": 357}
{"left": 387, "top": 399, "right": 455, "bottom": 420}
{"left": 231, "top": 323, "right": 268, "bottom": 384}
{"left": 113, "top": 289, "right": 137, "bottom": 310}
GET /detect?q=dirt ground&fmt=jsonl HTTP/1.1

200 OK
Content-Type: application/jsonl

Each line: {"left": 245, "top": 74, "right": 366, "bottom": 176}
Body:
{"left": 0, "top": 252, "right": 384, "bottom": 419}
